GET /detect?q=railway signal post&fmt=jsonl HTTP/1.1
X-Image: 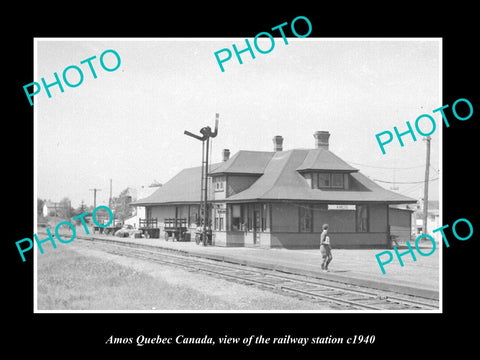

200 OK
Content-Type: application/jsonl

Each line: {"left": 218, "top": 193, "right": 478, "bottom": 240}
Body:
{"left": 184, "top": 113, "right": 219, "bottom": 246}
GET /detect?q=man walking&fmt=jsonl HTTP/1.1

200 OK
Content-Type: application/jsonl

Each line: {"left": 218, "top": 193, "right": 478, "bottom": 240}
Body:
{"left": 320, "top": 224, "right": 333, "bottom": 271}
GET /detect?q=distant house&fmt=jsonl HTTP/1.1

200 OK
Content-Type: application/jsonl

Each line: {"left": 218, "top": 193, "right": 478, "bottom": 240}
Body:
{"left": 42, "top": 201, "right": 59, "bottom": 217}
{"left": 132, "top": 131, "right": 416, "bottom": 249}
{"left": 124, "top": 183, "right": 162, "bottom": 228}
{"left": 414, "top": 199, "right": 440, "bottom": 240}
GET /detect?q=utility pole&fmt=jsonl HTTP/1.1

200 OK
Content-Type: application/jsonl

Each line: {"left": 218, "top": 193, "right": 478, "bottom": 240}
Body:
{"left": 52, "top": 202, "right": 59, "bottom": 217}
{"left": 109, "top": 179, "right": 113, "bottom": 209}
{"left": 423, "top": 136, "right": 431, "bottom": 235}
{"left": 89, "top": 188, "right": 101, "bottom": 209}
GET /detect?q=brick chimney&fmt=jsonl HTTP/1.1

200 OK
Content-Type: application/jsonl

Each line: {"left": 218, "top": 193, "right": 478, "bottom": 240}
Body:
{"left": 313, "top": 131, "right": 330, "bottom": 150}
{"left": 222, "top": 149, "right": 230, "bottom": 162}
{"left": 273, "top": 135, "right": 284, "bottom": 152}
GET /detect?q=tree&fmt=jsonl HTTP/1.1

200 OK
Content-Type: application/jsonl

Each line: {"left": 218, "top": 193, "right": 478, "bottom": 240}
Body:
{"left": 79, "top": 200, "right": 87, "bottom": 213}
{"left": 72, "top": 200, "right": 87, "bottom": 217}
{"left": 111, "top": 188, "right": 134, "bottom": 222}
{"left": 72, "top": 201, "right": 90, "bottom": 226}
{"left": 58, "top": 197, "right": 74, "bottom": 219}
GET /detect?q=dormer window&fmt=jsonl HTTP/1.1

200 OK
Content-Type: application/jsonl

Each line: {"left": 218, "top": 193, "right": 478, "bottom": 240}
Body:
{"left": 304, "top": 172, "right": 347, "bottom": 189}
{"left": 318, "top": 173, "right": 330, "bottom": 187}
{"left": 296, "top": 147, "right": 358, "bottom": 190}
{"left": 331, "top": 173, "right": 344, "bottom": 188}
{"left": 318, "top": 173, "right": 344, "bottom": 188}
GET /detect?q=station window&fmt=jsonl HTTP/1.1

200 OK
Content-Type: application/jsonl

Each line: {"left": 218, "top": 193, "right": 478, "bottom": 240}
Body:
{"left": 213, "top": 206, "right": 226, "bottom": 231}
{"left": 356, "top": 205, "right": 369, "bottom": 232}
{"left": 231, "top": 204, "right": 242, "bottom": 231}
{"left": 315, "top": 173, "right": 344, "bottom": 189}
{"left": 262, "top": 204, "right": 267, "bottom": 232}
{"left": 318, "top": 173, "right": 330, "bottom": 188}
{"left": 331, "top": 173, "right": 344, "bottom": 188}
{"left": 299, "top": 205, "right": 313, "bottom": 232}
{"left": 214, "top": 176, "right": 225, "bottom": 191}
{"left": 247, "top": 204, "right": 253, "bottom": 231}
{"left": 189, "top": 205, "right": 199, "bottom": 226}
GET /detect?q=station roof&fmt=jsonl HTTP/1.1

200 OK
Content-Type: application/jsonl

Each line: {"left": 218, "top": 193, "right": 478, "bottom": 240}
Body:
{"left": 296, "top": 148, "right": 359, "bottom": 172}
{"left": 132, "top": 149, "right": 416, "bottom": 206}
{"left": 132, "top": 163, "right": 222, "bottom": 206}
{"left": 226, "top": 149, "right": 414, "bottom": 204}
{"left": 210, "top": 150, "right": 274, "bottom": 175}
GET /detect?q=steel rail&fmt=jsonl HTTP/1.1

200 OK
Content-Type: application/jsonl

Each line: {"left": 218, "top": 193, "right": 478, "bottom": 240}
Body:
{"left": 75, "top": 238, "right": 439, "bottom": 311}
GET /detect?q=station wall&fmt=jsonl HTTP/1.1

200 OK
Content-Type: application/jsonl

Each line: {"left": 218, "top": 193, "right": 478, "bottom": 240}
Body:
{"left": 313, "top": 209, "right": 356, "bottom": 232}
{"left": 269, "top": 232, "right": 387, "bottom": 249}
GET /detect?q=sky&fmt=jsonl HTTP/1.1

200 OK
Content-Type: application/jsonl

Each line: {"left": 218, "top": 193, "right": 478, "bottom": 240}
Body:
{"left": 35, "top": 38, "right": 441, "bottom": 208}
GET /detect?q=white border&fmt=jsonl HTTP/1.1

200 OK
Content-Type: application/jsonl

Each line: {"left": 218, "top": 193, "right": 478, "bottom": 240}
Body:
{"left": 33, "top": 37, "right": 443, "bottom": 314}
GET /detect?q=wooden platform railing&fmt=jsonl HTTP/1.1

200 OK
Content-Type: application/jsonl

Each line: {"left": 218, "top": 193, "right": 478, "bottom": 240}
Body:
{"left": 139, "top": 218, "right": 158, "bottom": 228}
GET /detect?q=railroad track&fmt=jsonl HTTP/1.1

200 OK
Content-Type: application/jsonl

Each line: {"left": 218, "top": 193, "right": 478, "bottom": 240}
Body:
{"left": 75, "top": 237, "right": 439, "bottom": 311}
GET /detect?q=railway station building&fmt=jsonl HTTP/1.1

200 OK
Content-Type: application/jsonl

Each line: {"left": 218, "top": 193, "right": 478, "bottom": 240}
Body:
{"left": 132, "top": 131, "right": 416, "bottom": 249}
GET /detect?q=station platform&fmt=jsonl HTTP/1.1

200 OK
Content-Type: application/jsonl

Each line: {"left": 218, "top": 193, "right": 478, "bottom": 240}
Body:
{"left": 78, "top": 234, "right": 440, "bottom": 300}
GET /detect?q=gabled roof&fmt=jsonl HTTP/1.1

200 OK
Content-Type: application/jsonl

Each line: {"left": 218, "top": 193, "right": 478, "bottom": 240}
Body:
{"left": 210, "top": 150, "right": 274, "bottom": 175}
{"left": 132, "top": 163, "right": 222, "bottom": 206}
{"left": 296, "top": 148, "right": 358, "bottom": 172}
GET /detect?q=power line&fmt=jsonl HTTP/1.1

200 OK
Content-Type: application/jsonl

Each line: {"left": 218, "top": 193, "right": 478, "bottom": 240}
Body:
{"left": 372, "top": 177, "right": 439, "bottom": 185}
{"left": 347, "top": 160, "right": 426, "bottom": 170}
{"left": 400, "top": 182, "right": 424, "bottom": 195}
